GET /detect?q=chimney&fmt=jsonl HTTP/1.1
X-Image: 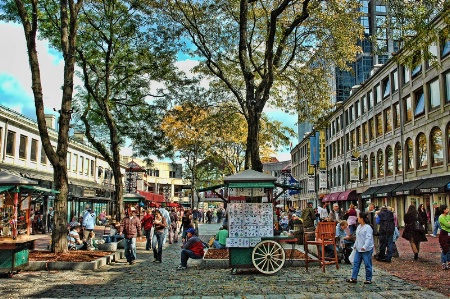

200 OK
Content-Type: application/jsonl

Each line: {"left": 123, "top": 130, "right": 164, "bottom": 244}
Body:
{"left": 349, "top": 85, "right": 361, "bottom": 96}
{"left": 370, "top": 64, "right": 383, "bottom": 77}
{"left": 44, "top": 114, "right": 57, "bottom": 130}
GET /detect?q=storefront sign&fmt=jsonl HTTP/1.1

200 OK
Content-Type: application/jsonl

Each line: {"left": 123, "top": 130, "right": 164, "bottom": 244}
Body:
{"left": 83, "top": 189, "right": 96, "bottom": 197}
{"left": 350, "top": 160, "right": 360, "bottom": 181}
{"left": 308, "top": 175, "right": 315, "bottom": 192}
{"left": 319, "top": 170, "right": 327, "bottom": 189}
{"left": 417, "top": 187, "right": 441, "bottom": 194}
{"left": 21, "top": 197, "right": 29, "bottom": 210}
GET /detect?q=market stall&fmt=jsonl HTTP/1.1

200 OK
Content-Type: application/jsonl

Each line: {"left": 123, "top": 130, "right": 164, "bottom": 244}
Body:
{"left": 200, "top": 170, "right": 301, "bottom": 275}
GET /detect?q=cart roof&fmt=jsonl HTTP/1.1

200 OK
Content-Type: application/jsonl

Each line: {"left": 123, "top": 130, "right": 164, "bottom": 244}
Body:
{"left": 0, "top": 171, "right": 38, "bottom": 186}
{"left": 224, "top": 169, "right": 277, "bottom": 182}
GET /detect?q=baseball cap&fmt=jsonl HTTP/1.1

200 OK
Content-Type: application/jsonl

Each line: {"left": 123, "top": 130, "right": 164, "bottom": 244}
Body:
{"left": 130, "top": 207, "right": 136, "bottom": 212}
{"left": 186, "top": 228, "right": 195, "bottom": 234}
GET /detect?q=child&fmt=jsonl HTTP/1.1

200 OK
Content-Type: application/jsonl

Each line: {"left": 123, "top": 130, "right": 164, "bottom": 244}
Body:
{"left": 86, "top": 231, "right": 97, "bottom": 251}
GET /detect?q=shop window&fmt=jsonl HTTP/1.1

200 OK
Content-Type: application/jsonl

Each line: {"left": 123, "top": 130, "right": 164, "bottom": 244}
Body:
{"left": 40, "top": 145, "right": 47, "bottom": 165}
{"left": 383, "top": 77, "right": 390, "bottom": 98}
{"left": 406, "top": 138, "right": 414, "bottom": 171}
{"left": 393, "top": 103, "right": 400, "bottom": 128}
{"left": 19, "top": 135, "right": 27, "bottom": 159}
{"left": 386, "top": 146, "right": 393, "bottom": 176}
{"left": 431, "top": 127, "right": 443, "bottom": 166}
{"left": 377, "top": 149, "right": 384, "bottom": 177}
{"left": 414, "top": 90, "right": 425, "bottom": 117}
{"left": 429, "top": 78, "right": 440, "bottom": 110}
{"left": 6, "top": 130, "right": 15, "bottom": 156}
{"left": 384, "top": 108, "right": 392, "bottom": 133}
{"left": 416, "top": 133, "right": 428, "bottom": 169}
{"left": 376, "top": 113, "right": 383, "bottom": 137}
{"left": 30, "top": 139, "right": 38, "bottom": 162}
{"left": 404, "top": 96, "right": 412, "bottom": 123}
{"left": 370, "top": 153, "right": 376, "bottom": 179}
{"left": 395, "top": 142, "right": 402, "bottom": 174}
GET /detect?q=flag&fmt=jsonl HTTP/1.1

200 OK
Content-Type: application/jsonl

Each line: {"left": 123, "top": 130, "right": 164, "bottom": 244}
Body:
{"left": 288, "top": 175, "right": 301, "bottom": 195}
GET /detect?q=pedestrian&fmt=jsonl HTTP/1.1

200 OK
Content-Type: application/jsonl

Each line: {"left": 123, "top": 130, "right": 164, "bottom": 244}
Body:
{"left": 141, "top": 209, "right": 154, "bottom": 251}
{"left": 301, "top": 202, "right": 316, "bottom": 229}
{"left": 402, "top": 204, "right": 428, "bottom": 260}
{"left": 318, "top": 202, "right": 329, "bottom": 222}
{"left": 159, "top": 207, "right": 171, "bottom": 245}
{"left": 121, "top": 207, "right": 141, "bottom": 265}
{"left": 329, "top": 203, "right": 343, "bottom": 222}
{"left": 347, "top": 204, "right": 358, "bottom": 234}
{"left": 192, "top": 208, "right": 200, "bottom": 233}
{"left": 438, "top": 205, "right": 450, "bottom": 270}
{"left": 67, "top": 224, "right": 87, "bottom": 250}
{"left": 180, "top": 209, "right": 193, "bottom": 242}
{"left": 213, "top": 224, "right": 228, "bottom": 249}
{"left": 82, "top": 207, "right": 96, "bottom": 240}
{"left": 366, "top": 203, "right": 378, "bottom": 256}
{"left": 375, "top": 206, "right": 395, "bottom": 263}
{"left": 177, "top": 227, "right": 205, "bottom": 270}
{"left": 152, "top": 209, "right": 167, "bottom": 263}
{"left": 431, "top": 202, "right": 441, "bottom": 237}
{"left": 99, "top": 210, "right": 107, "bottom": 226}
{"left": 346, "top": 212, "right": 374, "bottom": 284}
{"left": 418, "top": 204, "right": 428, "bottom": 233}
{"left": 170, "top": 209, "right": 179, "bottom": 243}
{"left": 47, "top": 207, "right": 54, "bottom": 233}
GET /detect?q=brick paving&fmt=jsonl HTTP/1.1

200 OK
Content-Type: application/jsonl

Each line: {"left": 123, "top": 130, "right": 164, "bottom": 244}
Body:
{"left": 0, "top": 224, "right": 447, "bottom": 298}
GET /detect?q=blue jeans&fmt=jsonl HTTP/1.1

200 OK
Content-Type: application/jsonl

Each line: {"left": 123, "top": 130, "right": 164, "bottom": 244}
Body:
{"left": 144, "top": 229, "right": 152, "bottom": 250}
{"left": 213, "top": 240, "right": 226, "bottom": 249}
{"left": 433, "top": 219, "right": 441, "bottom": 235}
{"left": 152, "top": 231, "right": 164, "bottom": 261}
{"left": 124, "top": 237, "right": 136, "bottom": 263}
{"left": 378, "top": 234, "right": 393, "bottom": 261}
{"left": 180, "top": 249, "right": 203, "bottom": 267}
{"left": 351, "top": 248, "right": 373, "bottom": 282}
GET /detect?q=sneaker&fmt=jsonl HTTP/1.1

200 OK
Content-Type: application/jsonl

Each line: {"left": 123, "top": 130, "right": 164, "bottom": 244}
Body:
{"left": 442, "top": 263, "right": 447, "bottom": 270}
{"left": 153, "top": 259, "right": 158, "bottom": 262}
{"left": 177, "top": 265, "right": 187, "bottom": 270}
{"left": 431, "top": 234, "right": 437, "bottom": 237}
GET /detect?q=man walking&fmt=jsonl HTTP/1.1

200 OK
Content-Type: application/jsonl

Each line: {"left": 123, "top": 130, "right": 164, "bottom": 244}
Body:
{"left": 121, "top": 207, "right": 141, "bottom": 265}
{"left": 302, "top": 202, "right": 316, "bottom": 229}
{"left": 47, "top": 207, "right": 54, "bottom": 233}
{"left": 375, "top": 206, "right": 395, "bottom": 263}
{"left": 329, "top": 203, "right": 343, "bottom": 222}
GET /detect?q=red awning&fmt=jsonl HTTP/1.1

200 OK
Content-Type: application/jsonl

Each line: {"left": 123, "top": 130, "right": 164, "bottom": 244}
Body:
{"left": 137, "top": 191, "right": 165, "bottom": 203}
{"left": 337, "top": 190, "right": 357, "bottom": 201}
{"left": 322, "top": 192, "right": 342, "bottom": 202}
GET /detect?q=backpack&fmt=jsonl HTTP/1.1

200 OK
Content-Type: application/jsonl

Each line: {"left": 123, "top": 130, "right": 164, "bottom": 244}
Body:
{"left": 379, "top": 210, "right": 395, "bottom": 235}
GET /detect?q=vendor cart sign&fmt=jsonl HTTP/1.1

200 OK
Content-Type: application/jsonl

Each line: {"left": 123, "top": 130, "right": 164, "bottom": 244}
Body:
{"left": 21, "top": 197, "right": 29, "bottom": 210}
{"left": 229, "top": 187, "right": 265, "bottom": 197}
{"left": 228, "top": 203, "right": 273, "bottom": 242}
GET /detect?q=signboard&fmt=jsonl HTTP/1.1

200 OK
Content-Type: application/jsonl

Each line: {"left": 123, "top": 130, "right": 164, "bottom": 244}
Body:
{"left": 227, "top": 203, "right": 273, "bottom": 247}
{"left": 21, "top": 197, "right": 29, "bottom": 210}
{"left": 350, "top": 159, "right": 360, "bottom": 181}
{"left": 319, "top": 170, "right": 327, "bottom": 189}
{"left": 83, "top": 189, "right": 96, "bottom": 197}
{"left": 228, "top": 187, "right": 265, "bottom": 197}
{"left": 308, "top": 175, "right": 315, "bottom": 192}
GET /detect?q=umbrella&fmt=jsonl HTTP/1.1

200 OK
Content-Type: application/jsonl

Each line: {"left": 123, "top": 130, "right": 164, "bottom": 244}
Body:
{"left": 0, "top": 171, "right": 38, "bottom": 186}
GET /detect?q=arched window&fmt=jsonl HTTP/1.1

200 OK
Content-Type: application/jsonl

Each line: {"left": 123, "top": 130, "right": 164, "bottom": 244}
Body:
{"left": 377, "top": 149, "right": 384, "bottom": 177}
{"left": 363, "top": 155, "right": 368, "bottom": 180}
{"left": 406, "top": 138, "right": 414, "bottom": 171}
{"left": 417, "top": 133, "right": 428, "bottom": 169}
{"left": 386, "top": 145, "right": 393, "bottom": 176}
{"left": 431, "top": 127, "right": 443, "bottom": 166}
{"left": 370, "top": 152, "right": 376, "bottom": 179}
{"left": 395, "top": 142, "right": 402, "bottom": 174}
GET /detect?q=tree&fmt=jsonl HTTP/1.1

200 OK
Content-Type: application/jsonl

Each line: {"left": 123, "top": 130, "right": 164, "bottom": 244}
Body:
{"left": 0, "top": 0, "right": 83, "bottom": 253}
{"left": 151, "top": 0, "right": 364, "bottom": 171}
{"left": 68, "top": 0, "right": 180, "bottom": 221}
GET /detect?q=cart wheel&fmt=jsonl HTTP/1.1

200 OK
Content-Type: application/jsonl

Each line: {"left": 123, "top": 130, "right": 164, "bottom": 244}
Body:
{"left": 252, "top": 240, "right": 285, "bottom": 274}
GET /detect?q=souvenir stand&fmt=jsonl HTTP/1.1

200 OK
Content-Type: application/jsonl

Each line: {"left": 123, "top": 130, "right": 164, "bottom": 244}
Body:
{"left": 0, "top": 171, "right": 54, "bottom": 277}
{"left": 202, "top": 170, "right": 300, "bottom": 275}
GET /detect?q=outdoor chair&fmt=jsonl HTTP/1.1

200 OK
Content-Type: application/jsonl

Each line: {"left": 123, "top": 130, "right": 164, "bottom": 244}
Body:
{"left": 303, "top": 221, "right": 339, "bottom": 273}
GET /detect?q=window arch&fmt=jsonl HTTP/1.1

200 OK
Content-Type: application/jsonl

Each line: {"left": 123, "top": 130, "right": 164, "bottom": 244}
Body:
{"left": 416, "top": 133, "right": 428, "bottom": 169}
{"left": 406, "top": 138, "right": 414, "bottom": 171}
{"left": 386, "top": 145, "right": 393, "bottom": 176}
{"left": 395, "top": 142, "right": 402, "bottom": 173}
{"left": 377, "top": 149, "right": 384, "bottom": 177}
{"left": 431, "top": 127, "right": 443, "bottom": 166}
{"left": 370, "top": 152, "right": 376, "bottom": 179}
{"left": 363, "top": 155, "right": 368, "bottom": 180}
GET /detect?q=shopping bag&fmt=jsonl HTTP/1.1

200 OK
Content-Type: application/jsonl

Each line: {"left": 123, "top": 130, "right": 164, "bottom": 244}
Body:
{"left": 208, "top": 236, "right": 215, "bottom": 248}
{"left": 349, "top": 248, "right": 355, "bottom": 264}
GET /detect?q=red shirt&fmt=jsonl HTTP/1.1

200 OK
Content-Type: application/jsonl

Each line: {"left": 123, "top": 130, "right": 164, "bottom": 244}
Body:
{"left": 141, "top": 213, "right": 154, "bottom": 231}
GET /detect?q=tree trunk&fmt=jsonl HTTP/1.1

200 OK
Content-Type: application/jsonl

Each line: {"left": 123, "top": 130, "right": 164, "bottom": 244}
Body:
{"left": 51, "top": 165, "right": 69, "bottom": 253}
{"left": 246, "top": 106, "right": 263, "bottom": 172}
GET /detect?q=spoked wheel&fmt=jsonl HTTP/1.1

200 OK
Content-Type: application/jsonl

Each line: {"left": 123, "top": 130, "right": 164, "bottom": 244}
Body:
{"left": 252, "top": 240, "right": 285, "bottom": 274}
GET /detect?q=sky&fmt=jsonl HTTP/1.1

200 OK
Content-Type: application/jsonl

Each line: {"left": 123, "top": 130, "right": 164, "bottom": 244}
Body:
{"left": 0, "top": 21, "right": 296, "bottom": 162}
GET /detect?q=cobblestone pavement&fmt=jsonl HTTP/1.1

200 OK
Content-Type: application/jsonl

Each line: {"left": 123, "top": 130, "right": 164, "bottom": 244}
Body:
{"left": 0, "top": 223, "right": 447, "bottom": 299}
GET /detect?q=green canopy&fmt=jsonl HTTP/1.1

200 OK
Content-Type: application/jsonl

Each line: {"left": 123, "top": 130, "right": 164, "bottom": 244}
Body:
{"left": 227, "top": 182, "right": 275, "bottom": 189}
{"left": 0, "top": 186, "right": 13, "bottom": 193}
{"left": 20, "top": 185, "right": 60, "bottom": 194}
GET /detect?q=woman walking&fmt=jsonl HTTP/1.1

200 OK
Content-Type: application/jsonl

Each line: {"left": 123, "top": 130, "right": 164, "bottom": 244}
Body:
{"left": 438, "top": 205, "right": 450, "bottom": 270}
{"left": 418, "top": 204, "right": 428, "bottom": 233}
{"left": 347, "top": 204, "right": 358, "bottom": 234}
{"left": 152, "top": 210, "right": 167, "bottom": 263}
{"left": 346, "top": 212, "right": 374, "bottom": 284}
{"left": 402, "top": 205, "right": 428, "bottom": 260}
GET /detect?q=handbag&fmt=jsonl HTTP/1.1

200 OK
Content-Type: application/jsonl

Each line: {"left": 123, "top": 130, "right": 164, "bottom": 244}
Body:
{"left": 414, "top": 220, "right": 425, "bottom": 233}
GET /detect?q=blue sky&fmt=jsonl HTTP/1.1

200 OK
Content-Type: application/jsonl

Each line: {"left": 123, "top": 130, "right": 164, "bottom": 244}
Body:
{"left": 0, "top": 21, "right": 296, "bottom": 161}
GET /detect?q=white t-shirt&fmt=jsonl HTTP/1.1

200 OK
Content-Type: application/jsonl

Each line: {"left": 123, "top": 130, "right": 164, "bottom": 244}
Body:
{"left": 318, "top": 206, "right": 329, "bottom": 219}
